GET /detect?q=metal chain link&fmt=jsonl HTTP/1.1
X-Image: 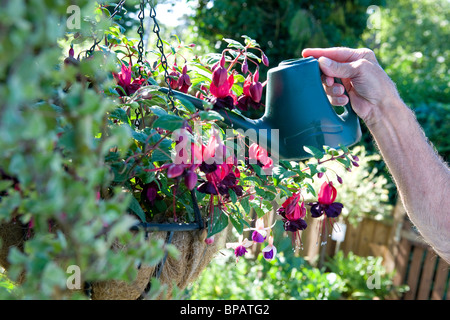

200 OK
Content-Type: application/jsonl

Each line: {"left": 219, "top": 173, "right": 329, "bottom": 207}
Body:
{"left": 137, "top": 0, "right": 145, "bottom": 65}
{"left": 148, "top": 1, "right": 176, "bottom": 111}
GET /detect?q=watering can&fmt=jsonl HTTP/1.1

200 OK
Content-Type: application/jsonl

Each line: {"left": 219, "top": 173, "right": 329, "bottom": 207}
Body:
{"left": 160, "top": 57, "right": 361, "bottom": 161}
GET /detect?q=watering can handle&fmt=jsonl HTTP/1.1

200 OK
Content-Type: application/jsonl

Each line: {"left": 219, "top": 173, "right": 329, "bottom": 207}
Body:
{"left": 332, "top": 78, "right": 358, "bottom": 123}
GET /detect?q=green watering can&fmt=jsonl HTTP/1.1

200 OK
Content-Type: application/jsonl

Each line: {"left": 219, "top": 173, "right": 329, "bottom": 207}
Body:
{"left": 160, "top": 57, "right": 361, "bottom": 161}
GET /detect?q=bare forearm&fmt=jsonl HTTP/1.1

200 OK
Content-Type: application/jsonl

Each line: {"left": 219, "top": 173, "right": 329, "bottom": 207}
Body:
{"left": 368, "top": 98, "right": 450, "bottom": 262}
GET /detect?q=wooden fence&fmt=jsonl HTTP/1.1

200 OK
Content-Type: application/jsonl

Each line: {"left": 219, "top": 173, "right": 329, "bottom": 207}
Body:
{"left": 306, "top": 200, "right": 450, "bottom": 300}
{"left": 252, "top": 199, "right": 449, "bottom": 300}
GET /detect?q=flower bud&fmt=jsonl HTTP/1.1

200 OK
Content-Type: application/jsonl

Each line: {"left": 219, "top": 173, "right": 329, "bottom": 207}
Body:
{"left": 249, "top": 81, "right": 263, "bottom": 103}
{"left": 253, "top": 68, "right": 260, "bottom": 82}
{"left": 352, "top": 155, "right": 359, "bottom": 161}
{"left": 241, "top": 58, "right": 248, "bottom": 74}
{"left": 212, "top": 65, "right": 227, "bottom": 88}
{"left": 219, "top": 54, "right": 226, "bottom": 67}
{"left": 317, "top": 172, "right": 324, "bottom": 179}
{"left": 336, "top": 175, "right": 343, "bottom": 184}
{"left": 352, "top": 161, "right": 360, "bottom": 167}
{"left": 262, "top": 53, "right": 269, "bottom": 67}
{"left": 184, "top": 170, "right": 198, "bottom": 190}
{"left": 205, "top": 236, "right": 215, "bottom": 245}
{"left": 167, "top": 164, "right": 185, "bottom": 178}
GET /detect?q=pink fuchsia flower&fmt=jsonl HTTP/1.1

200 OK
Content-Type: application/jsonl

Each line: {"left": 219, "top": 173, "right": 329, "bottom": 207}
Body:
{"left": 197, "top": 162, "right": 243, "bottom": 197}
{"left": 169, "top": 66, "right": 181, "bottom": 89}
{"left": 248, "top": 142, "right": 273, "bottom": 174}
{"left": 262, "top": 236, "right": 277, "bottom": 261}
{"left": 308, "top": 181, "right": 344, "bottom": 218}
{"left": 177, "top": 65, "right": 191, "bottom": 93}
{"left": 208, "top": 56, "right": 236, "bottom": 110}
{"left": 212, "top": 55, "right": 227, "bottom": 88}
{"left": 113, "top": 63, "right": 145, "bottom": 96}
{"left": 226, "top": 237, "right": 253, "bottom": 262}
{"left": 236, "top": 69, "right": 265, "bottom": 111}
{"left": 277, "top": 192, "right": 307, "bottom": 249}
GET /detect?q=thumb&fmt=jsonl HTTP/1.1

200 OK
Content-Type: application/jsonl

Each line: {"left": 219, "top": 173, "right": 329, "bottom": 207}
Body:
{"left": 318, "top": 57, "right": 359, "bottom": 79}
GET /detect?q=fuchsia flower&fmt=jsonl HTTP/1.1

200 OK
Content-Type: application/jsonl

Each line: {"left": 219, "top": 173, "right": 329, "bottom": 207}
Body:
{"left": 262, "top": 236, "right": 277, "bottom": 261}
{"left": 236, "top": 69, "right": 265, "bottom": 111}
{"left": 226, "top": 237, "right": 253, "bottom": 262}
{"left": 142, "top": 182, "right": 163, "bottom": 206}
{"left": 113, "top": 63, "right": 145, "bottom": 96}
{"left": 170, "top": 64, "right": 191, "bottom": 93}
{"left": 243, "top": 218, "right": 275, "bottom": 243}
{"left": 248, "top": 143, "right": 273, "bottom": 174}
{"left": 208, "top": 55, "right": 236, "bottom": 110}
{"left": 308, "top": 181, "right": 344, "bottom": 218}
{"left": 177, "top": 65, "right": 191, "bottom": 93}
{"left": 197, "top": 162, "right": 243, "bottom": 197}
{"left": 277, "top": 192, "right": 307, "bottom": 249}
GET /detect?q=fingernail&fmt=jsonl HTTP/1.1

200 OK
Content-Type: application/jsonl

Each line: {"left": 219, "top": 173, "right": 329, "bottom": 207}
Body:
{"left": 337, "top": 97, "right": 347, "bottom": 105}
{"left": 332, "top": 86, "right": 341, "bottom": 95}
{"left": 319, "top": 57, "right": 332, "bottom": 67}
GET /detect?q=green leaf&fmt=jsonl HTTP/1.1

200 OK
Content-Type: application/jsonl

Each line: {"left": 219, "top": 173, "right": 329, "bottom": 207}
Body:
{"left": 240, "top": 196, "right": 250, "bottom": 214}
{"left": 223, "top": 38, "right": 245, "bottom": 49}
{"left": 207, "top": 207, "right": 229, "bottom": 238}
{"left": 228, "top": 189, "right": 238, "bottom": 204}
{"left": 303, "top": 145, "right": 324, "bottom": 159}
{"left": 176, "top": 96, "right": 197, "bottom": 113}
{"left": 199, "top": 110, "right": 224, "bottom": 121}
{"left": 152, "top": 114, "right": 184, "bottom": 131}
{"left": 229, "top": 212, "right": 244, "bottom": 234}
{"left": 128, "top": 195, "right": 147, "bottom": 222}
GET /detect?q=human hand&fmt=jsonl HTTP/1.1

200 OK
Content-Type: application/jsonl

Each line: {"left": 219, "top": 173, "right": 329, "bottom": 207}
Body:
{"left": 302, "top": 47, "right": 400, "bottom": 126}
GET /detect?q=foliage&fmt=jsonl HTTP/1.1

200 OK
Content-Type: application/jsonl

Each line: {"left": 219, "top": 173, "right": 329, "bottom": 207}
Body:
{"left": 364, "top": 0, "right": 450, "bottom": 160}
{"left": 0, "top": 0, "right": 169, "bottom": 299}
{"left": 324, "top": 251, "right": 408, "bottom": 300}
{"left": 189, "top": 0, "right": 382, "bottom": 77}
{"left": 185, "top": 236, "right": 346, "bottom": 300}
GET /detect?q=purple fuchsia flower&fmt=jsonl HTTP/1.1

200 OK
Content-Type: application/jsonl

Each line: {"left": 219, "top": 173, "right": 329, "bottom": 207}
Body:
{"left": 308, "top": 181, "right": 344, "bottom": 219}
{"left": 277, "top": 192, "right": 307, "bottom": 249}
{"left": 262, "top": 236, "right": 277, "bottom": 261}
{"left": 226, "top": 237, "right": 253, "bottom": 262}
{"left": 243, "top": 217, "right": 276, "bottom": 243}
{"left": 142, "top": 182, "right": 163, "bottom": 206}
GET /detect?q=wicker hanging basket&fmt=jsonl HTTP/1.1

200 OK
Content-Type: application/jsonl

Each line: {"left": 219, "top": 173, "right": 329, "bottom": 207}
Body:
{"left": 0, "top": 219, "right": 227, "bottom": 300}
{"left": 89, "top": 228, "right": 227, "bottom": 300}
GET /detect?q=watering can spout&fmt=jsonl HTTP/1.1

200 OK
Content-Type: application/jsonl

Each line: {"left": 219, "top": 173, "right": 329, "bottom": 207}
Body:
{"left": 158, "top": 57, "right": 361, "bottom": 161}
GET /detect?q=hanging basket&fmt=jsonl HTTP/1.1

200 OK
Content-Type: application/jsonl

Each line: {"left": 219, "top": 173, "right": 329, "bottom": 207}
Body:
{"left": 89, "top": 228, "right": 227, "bottom": 300}
{"left": 0, "top": 218, "right": 227, "bottom": 300}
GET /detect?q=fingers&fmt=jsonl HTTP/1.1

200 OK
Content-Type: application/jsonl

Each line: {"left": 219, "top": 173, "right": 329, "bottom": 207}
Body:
{"left": 302, "top": 47, "right": 376, "bottom": 63}
{"left": 323, "top": 82, "right": 348, "bottom": 106}
{"left": 318, "top": 56, "right": 360, "bottom": 80}
{"left": 302, "top": 47, "right": 360, "bottom": 62}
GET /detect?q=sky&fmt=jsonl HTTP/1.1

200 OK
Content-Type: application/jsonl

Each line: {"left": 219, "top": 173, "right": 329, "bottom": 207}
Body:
{"left": 155, "top": 1, "right": 195, "bottom": 27}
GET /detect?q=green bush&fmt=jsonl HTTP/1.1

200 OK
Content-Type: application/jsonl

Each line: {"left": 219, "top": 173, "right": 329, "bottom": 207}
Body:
{"left": 364, "top": 0, "right": 450, "bottom": 160}
{"left": 184, "top": 252, "right": 345, "bottom": 300}
{"left": 324, "top": 251, "right": 408, "bottom": 300}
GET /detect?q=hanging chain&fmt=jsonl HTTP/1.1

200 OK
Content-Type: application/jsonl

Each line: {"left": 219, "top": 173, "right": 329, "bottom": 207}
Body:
{"left": 137, "top": 0, "right": 145, "bottom": 65}
{"left": 148, "top": 1, "right": 176, "bottom": 111}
